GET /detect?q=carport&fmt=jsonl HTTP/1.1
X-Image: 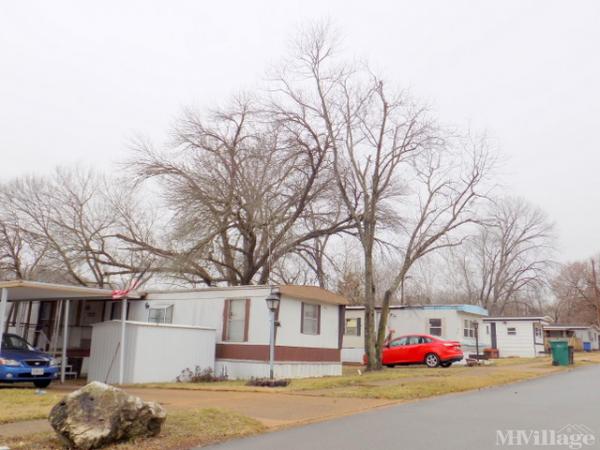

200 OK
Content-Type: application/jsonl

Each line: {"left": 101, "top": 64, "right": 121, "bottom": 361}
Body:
{"left": 0, "top": 280, "right": 140, "bottom": 384}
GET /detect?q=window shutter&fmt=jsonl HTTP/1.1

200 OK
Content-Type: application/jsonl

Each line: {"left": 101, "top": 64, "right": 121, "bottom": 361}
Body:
{"left": 222, "top": 300, "right": 230, "bottom": 341}
{"left": 301, "top": 302, "right": 305, "bottom": 334}
{"left": 357, "top": 317, "right": 362, "bottom": 337}
{"left": 274, "top": 299, "right": 281, "bottom": 340}
{"left": 338, "top": 305, "right": 346, "bottom": 348}
{"left": 317, "top": 305, "right": 321, "bottom": 335}
{"left": 243, "top": 298, "right": 250, "bottom": 342}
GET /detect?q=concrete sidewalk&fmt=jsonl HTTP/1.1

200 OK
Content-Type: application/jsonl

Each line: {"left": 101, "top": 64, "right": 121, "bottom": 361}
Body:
{"left": 128, "top": 388, "right": 394, "bottom": 427}
{"left": 0, "top": 386, "right": 394, "bottom": 438}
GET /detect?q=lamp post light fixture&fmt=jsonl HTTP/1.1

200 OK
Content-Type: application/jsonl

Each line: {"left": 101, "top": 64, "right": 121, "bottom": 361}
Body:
{"left": 265, "top": 289, "right": 281, "bottom": 380}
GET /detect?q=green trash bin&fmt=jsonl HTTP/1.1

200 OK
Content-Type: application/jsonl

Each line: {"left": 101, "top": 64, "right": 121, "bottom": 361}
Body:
{"left": 551, "top": 340, "right": 570, "bottom": 366}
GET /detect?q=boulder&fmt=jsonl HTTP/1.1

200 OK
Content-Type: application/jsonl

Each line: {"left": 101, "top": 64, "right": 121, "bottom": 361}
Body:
{"left": 49, "top": 381, "right": 166, "bottom": 450}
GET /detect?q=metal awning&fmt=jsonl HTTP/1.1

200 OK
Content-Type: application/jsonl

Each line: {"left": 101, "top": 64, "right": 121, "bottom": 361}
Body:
{"left": 0, "top": 280, "right": 128, "bottom": 301}
{"left": 0, "top": 280, "right": 141, "bottom": 385}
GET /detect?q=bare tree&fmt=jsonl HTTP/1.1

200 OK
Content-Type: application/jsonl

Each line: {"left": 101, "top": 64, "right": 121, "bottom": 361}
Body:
{"left": 0, "top": 167, "right": 154, "bottom": 287}
{"left": 125, "top": 97, "right": 353, "bottom": 286}
{"left": 0, "top": 215, "right": 49, "bottom": 280}
{"left": 453, "top": 196, "right": 555, "bottom": 314}
{"left": 272, "top": 23, "right": 498, "bottom": 369}
{"left": 374, "top": 140, "right": 494, "bottom": 364}
{"left": 551, "top": 258, "right": 600, "bottom": 325}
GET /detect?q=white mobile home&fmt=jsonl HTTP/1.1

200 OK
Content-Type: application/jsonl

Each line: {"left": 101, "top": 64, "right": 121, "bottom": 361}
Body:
{"left": 93, "top": 284, "right": 347, "bottom": 381}
{"left": 483, "top": 316, "right": 550, "bottom": 357}
{"left": 342, "top": 304, "right": 490, "bottom": 363}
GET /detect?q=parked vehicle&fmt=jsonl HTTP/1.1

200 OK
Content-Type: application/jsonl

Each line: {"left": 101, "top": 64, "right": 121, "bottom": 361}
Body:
{"left": 0, "top": 333, "right": 60, "bottom": 388}
{"left": 365, "top": 334, "right": 463, "bottom": 368}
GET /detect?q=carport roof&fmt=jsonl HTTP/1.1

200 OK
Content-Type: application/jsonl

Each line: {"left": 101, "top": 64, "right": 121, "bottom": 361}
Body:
{"left": 544, "top": 324, "right": 597, "bottom": 330}
{"left": 0, "top": 280, "right": 141, "bottom": 301}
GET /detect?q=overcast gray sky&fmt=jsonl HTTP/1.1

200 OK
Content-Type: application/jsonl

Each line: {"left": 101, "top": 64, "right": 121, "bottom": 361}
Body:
{"left": 1, "top": 1, "right": 598, "bottom": 261}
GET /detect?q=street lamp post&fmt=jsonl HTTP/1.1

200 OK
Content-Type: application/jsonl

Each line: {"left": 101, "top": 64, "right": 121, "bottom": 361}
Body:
{"left": 474, "top": 321, "right": 480, "bottom": 360}
{"left": 265, "top": 289, "right": 280, "bottom": 380}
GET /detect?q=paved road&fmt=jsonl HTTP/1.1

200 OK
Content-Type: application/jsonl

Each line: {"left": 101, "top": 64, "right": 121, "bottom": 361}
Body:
{"left": 200, "top": 365, "right": 600, "bottom": 450}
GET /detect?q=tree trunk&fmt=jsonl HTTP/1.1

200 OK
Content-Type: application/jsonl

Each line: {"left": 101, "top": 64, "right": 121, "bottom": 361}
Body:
{"left": 363, "top": 247, "right": 377, "bottom": 370}
{"left": 375, "top": 289, "right": 393, "bottom": 369}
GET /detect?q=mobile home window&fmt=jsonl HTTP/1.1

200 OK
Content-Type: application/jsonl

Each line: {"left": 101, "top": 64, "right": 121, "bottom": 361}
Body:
{"left": 535, "top": 326, "right": 542, "bottom": 338}
{"left": 507, "top": 327, "right": 517, "bottom": 336}
{"left": 223, "top": 299, "right": 249, "bottom": 342}
{"left": 429, "top": 318, "right": 442, "bottom": 336}
{"left": 148, "top": 305, "right": 174, "bottom": 324}
{"left": 345, "top": 318, "right": 361, "bottom": 336}
{"left": 463, "top": 320, "right": 476, "bottom": 338}
{"left": 301, "top": 303, "right": 320, "bottom": 335}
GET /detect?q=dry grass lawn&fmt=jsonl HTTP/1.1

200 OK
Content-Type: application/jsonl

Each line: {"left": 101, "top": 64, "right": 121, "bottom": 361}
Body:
{"left": 136, "top": 353, "right": 600, "bottom": 401}
{"left": 2, "top": 408, "right": 265, "bottom": 450}
{"left": 3, "top": 353, "right": 600, "bottom": 449}
{"left": 0, "top": 388, "right": 63, "bottom": 424}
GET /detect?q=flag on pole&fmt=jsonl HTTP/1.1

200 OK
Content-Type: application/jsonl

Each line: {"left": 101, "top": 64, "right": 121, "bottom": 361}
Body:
{"left": 111, "top": 279, "right": 141, "bottom": 300}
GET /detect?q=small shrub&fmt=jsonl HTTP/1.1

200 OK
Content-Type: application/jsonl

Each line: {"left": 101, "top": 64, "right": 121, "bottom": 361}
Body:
{"left": 246, "top": 377, "right": 291, "bottom": 387}
{"left": 176, "top": 366, "right": 228, "bottom": 383}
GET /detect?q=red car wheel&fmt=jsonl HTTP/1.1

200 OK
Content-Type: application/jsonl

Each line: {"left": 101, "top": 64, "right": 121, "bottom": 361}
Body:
{"left": 425, "top": 353, "right": 440, "bottom": 368}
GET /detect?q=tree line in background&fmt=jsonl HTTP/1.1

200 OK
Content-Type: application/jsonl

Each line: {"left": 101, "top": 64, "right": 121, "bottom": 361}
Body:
{"left": 0, "top": 23, "right": 592, "bottom": 369}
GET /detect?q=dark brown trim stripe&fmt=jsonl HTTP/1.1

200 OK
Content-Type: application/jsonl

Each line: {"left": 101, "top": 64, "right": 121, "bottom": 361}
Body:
{"left": 216, "top": 344, "right": 341, "bottom": 362}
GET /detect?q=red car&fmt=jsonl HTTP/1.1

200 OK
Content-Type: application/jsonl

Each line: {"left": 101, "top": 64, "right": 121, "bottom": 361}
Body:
{"left": 368, "top": 334, "right": 463, "bottom": 368}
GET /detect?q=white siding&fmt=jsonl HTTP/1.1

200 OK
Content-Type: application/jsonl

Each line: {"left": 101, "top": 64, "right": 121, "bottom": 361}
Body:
{"left": 341, "top": 309, "right": 364, "bottom": 350}
{"left": 342, "top": 307, "right": 490, "bottom": 362}
{"left": 488, "top": 320, "right": 545, "bottom": 357}
{"left": 277, "top": 297, "right": 339, "bottom": 349}
{"left": 126, "top": 287, "right": 342, "bottom": 379}
{"left": 574, "top": 329, "right": 600, "bottom": 350}
{"left": 87, "top": 320, "right": 216, "bottom": 384}
{"left": 341, "top": 348, "right": 364, "bottom": 364}
{"left": 128, "top": 287, "right": 270, "bottom": 344}
{"left": 130, "top": 288, "right": 341, "bottom": 350}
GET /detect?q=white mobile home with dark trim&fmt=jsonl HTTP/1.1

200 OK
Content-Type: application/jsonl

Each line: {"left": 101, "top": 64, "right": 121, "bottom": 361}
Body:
{"left": 1, "top": 281, "right": 348, "bottom": 383}
{"left": 91, "top": 284, "right": 348, "bottom": 381}
{"left": 483, "top": 316, "right": 550, "bottom": 357}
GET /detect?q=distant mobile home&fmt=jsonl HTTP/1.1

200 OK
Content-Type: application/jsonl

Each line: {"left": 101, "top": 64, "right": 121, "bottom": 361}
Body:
{"left": 483, "top": 316, "right": 551, "bottom": 357}
{"left": 543, "top": 325, "right": 600, "bottom": 352}
{"left": 342, "top": 304, "right": 490, "bottom": 363}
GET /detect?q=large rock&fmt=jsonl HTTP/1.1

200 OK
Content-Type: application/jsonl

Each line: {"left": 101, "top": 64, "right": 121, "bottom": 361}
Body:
{"left": 49, "top": 381, "right": 166, "bottom": 449}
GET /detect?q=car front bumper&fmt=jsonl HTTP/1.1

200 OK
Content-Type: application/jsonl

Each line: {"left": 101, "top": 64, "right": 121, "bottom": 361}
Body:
{"left": 0, "top": 365, "right": 60, "bottom": 382}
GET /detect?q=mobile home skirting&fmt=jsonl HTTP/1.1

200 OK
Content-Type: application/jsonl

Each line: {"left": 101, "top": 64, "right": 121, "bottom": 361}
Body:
{"left": 215, "top": 359, "right": 342, "bottom": 379}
